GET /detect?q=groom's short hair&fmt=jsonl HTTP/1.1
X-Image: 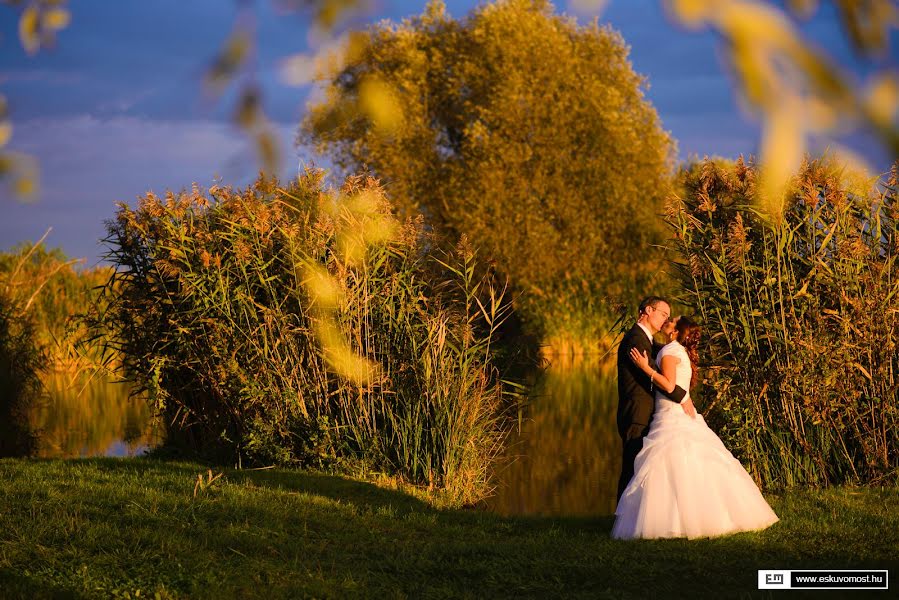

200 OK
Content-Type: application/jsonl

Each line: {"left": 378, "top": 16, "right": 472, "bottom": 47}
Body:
{"left": 638, "top": 295, "right": 670, "bottom": 316}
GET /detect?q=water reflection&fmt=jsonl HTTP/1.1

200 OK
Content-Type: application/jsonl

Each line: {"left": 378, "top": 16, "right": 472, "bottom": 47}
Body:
{"left": 489, "top": 360, "right": 621, "bottom": 517}
{"left": 21, "top": 366, "right": 622, "bottom": 516}
{"left": 26, "top": 373, "right": 162, "bottom": 458}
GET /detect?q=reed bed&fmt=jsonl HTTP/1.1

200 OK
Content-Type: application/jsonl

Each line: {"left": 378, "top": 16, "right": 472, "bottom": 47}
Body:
{"left": 0, "top": 241, "right": 113, "bottom": 372}
{"left": 0, "top": 241, "right": 63, "bottom": 457}
{"left": 666, "top": 156, "right": 899, "bottom": 488}
{"left": 0, "top": 241, "right": 129, "bottom": 458}
{"left": 94, "top": 171, "right": 513, "bottom": 505}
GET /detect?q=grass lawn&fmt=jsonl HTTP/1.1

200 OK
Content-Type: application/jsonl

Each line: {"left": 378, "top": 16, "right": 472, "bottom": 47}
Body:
{"left": 0, "top": 458, "right": 895, "bottom": 598}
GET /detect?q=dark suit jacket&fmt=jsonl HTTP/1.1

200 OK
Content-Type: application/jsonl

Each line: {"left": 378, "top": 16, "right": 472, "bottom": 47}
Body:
{"left": 616, "top": 323, "right": 687, "bottom": 437}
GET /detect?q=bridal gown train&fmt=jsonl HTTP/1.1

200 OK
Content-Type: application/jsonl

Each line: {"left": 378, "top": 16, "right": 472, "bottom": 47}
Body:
{"left": 612, "top": 341, "right": 779, "bottom": 539}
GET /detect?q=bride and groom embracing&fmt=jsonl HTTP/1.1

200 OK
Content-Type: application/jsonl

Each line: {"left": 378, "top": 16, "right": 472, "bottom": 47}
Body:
{"left": 611, "top": 296, "right": 779, "bottom": 539}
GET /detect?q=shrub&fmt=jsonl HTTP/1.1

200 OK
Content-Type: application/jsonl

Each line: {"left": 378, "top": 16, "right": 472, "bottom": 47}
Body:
{"left": 96, "top": 171, "right": 512, "bottom": 505}
{"left": 667, "top": 156, "right": 899, "bottom": 488}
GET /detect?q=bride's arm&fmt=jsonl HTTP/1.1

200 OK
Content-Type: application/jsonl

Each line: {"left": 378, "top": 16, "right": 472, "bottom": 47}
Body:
{"left": 659, "top": 355, "right": 679, "bottom": 394}
{"left": 629, "top": 349, "right": 678, "bottom": 393}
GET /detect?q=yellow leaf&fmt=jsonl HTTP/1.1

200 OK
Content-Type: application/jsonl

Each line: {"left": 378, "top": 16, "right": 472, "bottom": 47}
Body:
{"left": 867, "top": 72, "right": 899, "bottom": 127}
{"left": 717, "top": 1, "right": 797, "bottom": 51}
{"left": 313, "top": 0, "right": 366, "bottom": 32}
{"left": 19, "top": 6, "right": 40, "bottom": 55}
{"left": 345, "top": 188, "right": 380, "bottom": 215}
{"left": 305, "top": 31, "right": 368, "bottom": 79}
{"left": 15, "top": 175, "right": 37, "bottom": 198}
{"left": 205, "top": 31, "right": 251, "bottom": 91}
{"left": 314, "top": 321, "right": 378, "bottom": 384}
{"left": 0, "top": 122, "right": 11, "bottom": 148}
{"left": 666, "top": 0, "right": 716, "bottom": 28}
{"left": 729, "top": 42, "right": 771, "bottom": 108}
{"left": 303, "top": 264, "right": 341, "bottom": 309}
{"left": 758, "top": 101, "right": 804, "bottom": 223}
{"left": 42, "top": 7, "right": 71, "bottom": 31}
{"left": 343, "top": 32, "right": 369, "bottom": 67}
{"left": 223, "top": 32, "right": 251, "bottom": 67}
{"left": 336, "top": 231, "right": 366, "bottom": 265}
{"left": 360, "top": 214, "right": 396, "bottom": 246}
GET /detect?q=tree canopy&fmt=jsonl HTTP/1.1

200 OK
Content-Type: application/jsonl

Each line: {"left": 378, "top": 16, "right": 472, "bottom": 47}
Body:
{"left": 301, "top": 0, "right": 675, "bottom": 347}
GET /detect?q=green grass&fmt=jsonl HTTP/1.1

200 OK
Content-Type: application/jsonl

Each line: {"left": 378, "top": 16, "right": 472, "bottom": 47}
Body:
{"left": 0, "top": 458, "right": 896, "bottom": 599}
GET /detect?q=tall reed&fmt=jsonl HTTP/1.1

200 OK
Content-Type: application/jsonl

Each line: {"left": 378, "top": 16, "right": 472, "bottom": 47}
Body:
{"left": 94, "top": 171, "right": 512, "bottom": 505}
{"left": 666, "top": 156, "right": 899, "bottom": 488}
{"left": 0, "top": 241, "right": 113, "bottom": 372}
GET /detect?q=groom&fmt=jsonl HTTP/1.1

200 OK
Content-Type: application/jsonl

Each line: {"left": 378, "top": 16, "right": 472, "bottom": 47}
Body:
{"left": 616, "top": 296, "right": 695, "bottom": 502}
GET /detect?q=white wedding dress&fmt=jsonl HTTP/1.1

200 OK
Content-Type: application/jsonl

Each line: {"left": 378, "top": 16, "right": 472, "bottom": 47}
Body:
{"left": 612, "top": 341, "right": 779, "bottom": 539}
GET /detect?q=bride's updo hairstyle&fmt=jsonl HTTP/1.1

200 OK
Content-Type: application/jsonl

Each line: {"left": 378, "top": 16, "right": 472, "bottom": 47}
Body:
{"left": 675, "top": 316, "right": 701, "bottom": 388}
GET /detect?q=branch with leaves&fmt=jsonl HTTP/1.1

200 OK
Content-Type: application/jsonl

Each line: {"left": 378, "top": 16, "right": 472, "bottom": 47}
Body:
{"left": 1, "top": 0, "right": 366, "bottom": 201}
{"left": 0, "top": 0, "right": 71, "bottom": 199}
{"left": 663, "top": 0, "right": 898, "bottom": 222}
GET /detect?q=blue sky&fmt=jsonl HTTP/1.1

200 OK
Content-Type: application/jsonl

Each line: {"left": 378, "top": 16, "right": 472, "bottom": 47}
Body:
{"left": 1, "top": 0, "right": 894, "bottom": 264}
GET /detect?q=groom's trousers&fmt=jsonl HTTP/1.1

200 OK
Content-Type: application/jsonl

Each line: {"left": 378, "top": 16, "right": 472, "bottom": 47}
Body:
{"left": 617, "top": 422, "right": 648, "bottom": 502}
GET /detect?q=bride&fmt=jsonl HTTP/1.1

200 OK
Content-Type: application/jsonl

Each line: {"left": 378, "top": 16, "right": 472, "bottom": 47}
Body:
{"left": 611, "top": 316, "right": 779, "bottom": 539}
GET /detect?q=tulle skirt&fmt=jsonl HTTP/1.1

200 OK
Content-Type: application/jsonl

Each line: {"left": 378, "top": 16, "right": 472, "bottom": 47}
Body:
{"left": 612, "top": 405, "right": 779, "bottom": 539}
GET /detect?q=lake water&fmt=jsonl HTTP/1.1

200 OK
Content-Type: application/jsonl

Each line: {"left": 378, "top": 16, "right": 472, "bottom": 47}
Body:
{"left": 487, "top": 361, "right": 621, "bottom": 516}
{"left": 25, "top": 364, "right": 622, "bottom": 516}
{"left": 26, "top": 373, "right": 163, "bottom": 458}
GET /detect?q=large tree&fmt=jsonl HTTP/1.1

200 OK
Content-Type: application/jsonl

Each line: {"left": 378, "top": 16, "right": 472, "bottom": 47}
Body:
{"left": 302, "top": 0, "right": 675, "bottom": 350}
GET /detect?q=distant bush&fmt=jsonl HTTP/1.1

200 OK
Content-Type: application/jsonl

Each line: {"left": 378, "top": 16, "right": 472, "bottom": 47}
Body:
{"left": 667, "top": 157, "right": 899, "bottom": 488}
{"left": 0, "top": 243, "right": 112, "bottom": 372}
{"left": 96, "top": 171, "right": 512, "bottom": 505}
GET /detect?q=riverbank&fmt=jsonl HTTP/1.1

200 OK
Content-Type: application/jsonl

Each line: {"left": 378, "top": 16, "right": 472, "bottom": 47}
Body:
{"left": 1, "top": 458, "right": 895, "bottom": 599}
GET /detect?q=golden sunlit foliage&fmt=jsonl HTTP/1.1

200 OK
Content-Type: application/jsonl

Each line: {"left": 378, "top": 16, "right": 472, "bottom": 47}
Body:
{"left": 8, "top": 0, "right": 70, "bottom": 55}
{"left": 0, "top": 239, "right": 113, "bottom": 371}
{"left": 94, "top": 171, "right": 512, "bottom": 504}
{"left": 667, "top": 156, "right": 899, "bottom": 487}
{"left": 301, "top": 0, "right": 676, "bottom": 352}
